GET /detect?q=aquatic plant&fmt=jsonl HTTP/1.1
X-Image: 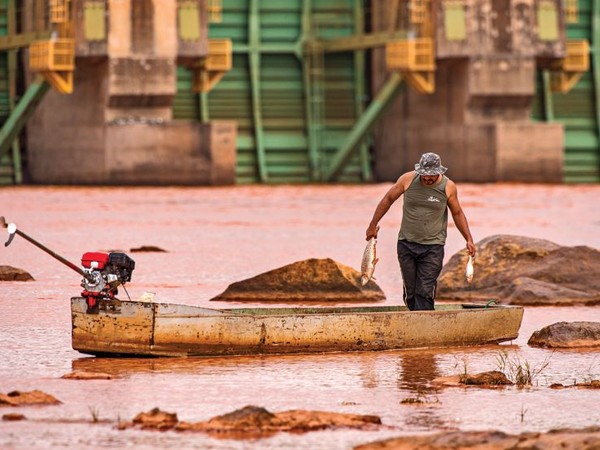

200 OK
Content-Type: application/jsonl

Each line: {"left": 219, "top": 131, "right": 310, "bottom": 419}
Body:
{"left": 452, "top": 355, "right": 470, "bottom": 377}
{"left": 520, "top": 404, "right": 528, "bottom": 423}
{"left": 578, "top": 357, "right": 600, "bottom": 385}
{"left": 495, "top": 350, "right": 552, "bottom": 386}
{"left": 88, "top": 405, "right": 100, "bottom": 423}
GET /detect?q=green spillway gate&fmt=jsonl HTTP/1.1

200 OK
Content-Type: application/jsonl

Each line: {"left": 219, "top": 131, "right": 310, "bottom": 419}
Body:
{"left": 532, "top": 0, "right": 600, "bottom": 183}
{"left": 173, "top": 0, "right": 371, "bottom": 184}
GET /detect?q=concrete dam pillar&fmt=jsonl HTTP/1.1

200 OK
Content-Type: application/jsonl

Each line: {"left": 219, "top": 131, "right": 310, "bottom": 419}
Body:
{"left": 372, "top": 0, "right": 566, "bottom": 183}
{"left": 25, "top": 0, "right": 236, "bottom": 185}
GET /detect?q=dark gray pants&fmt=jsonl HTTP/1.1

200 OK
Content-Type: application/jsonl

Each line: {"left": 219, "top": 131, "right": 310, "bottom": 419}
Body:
{"left": 397, "top": 240, "right": 444, "bottom": 311}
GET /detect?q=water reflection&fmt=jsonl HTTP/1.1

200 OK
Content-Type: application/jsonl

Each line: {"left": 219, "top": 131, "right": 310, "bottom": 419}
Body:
{"left": 398, "top": 351, "right": 440, "bottom": 392}
{"left": 396, "top": 351, "right": 448, "bottom": 430}
{"left": 71, "top": 354, "right": 279, "bottom": 375}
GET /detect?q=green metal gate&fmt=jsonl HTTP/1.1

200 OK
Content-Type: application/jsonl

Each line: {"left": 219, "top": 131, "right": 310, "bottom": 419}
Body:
{"left": 174, "top": 0, "right": 371, "bottom": 184}
{"left": 533, "top": 0, "right": 600, "bottom": 183}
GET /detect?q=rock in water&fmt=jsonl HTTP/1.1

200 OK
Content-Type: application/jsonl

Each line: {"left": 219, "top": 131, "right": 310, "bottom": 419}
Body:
{"left": 437, "top": 235, "right": 600, "bottom": 305}
{"left": 132, "top": 408, "right": 178, "bottom": 430}
{"left": 130, "top": 245, "right": 167, "bottom": 253}
{"left": 123, "top": 405, "right": 381, "bottom": 436}
{"left": 528, "top": 321, "right": 600, "bottom": 348}
{"left": 211, "top": 258, "right": 385, "bottom": 302}
{"left": 355, "top": 429, "right": 600, "bottom": 450}
{"left": 0, "top": 390, "right": 61, "bottom": 406}
{"left": 176, "top": 405, "right": 381, "bottom": 435}
{"left": 0, "top": 266, "right": 34, "bottom": 282}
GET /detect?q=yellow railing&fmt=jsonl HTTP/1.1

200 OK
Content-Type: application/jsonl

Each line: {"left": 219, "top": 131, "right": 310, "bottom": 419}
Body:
{"left": 208, "top": 0, "right": 222, "bottom": 23}
{"left": 26, "top": 0, "right": 75, "bottom": 93}
{"left": 205, "top": 39, "right": 232, "bottom": 71}
{"left": 386, "top": 38, "right": 435, "bottom": 93}
{"left": 386, "top": 38, "right": 434, "bottom": 72}
{"left": 193, "top": 38, "right": 232, "bottom": 92}
{"left": 49, "top": 0, "right": 70, "bottom": 24}
{"left": 562, "top": 39, "right": 589, "bottom": 72}
{"left": 565, "top": 0, "right": 578, "bottom": 24}
{"left": 29, "top": 39, "right": 75, "bottom": 72}
{"left": 410, "top": 0, "right": 426, "bottom": 24}
{"left": 410, "top": 0, "right": 432, "bottom": 37}
{"left": 551, "top": 40, "right": 589, "bottom": 93}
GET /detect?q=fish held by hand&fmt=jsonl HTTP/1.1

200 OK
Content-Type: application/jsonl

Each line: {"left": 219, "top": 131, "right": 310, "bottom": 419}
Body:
{"left": 361, "top": 237, "right": 379, "bottom": 286}
{"left": 465, "top": 255, "right": 474, "bottom": 284}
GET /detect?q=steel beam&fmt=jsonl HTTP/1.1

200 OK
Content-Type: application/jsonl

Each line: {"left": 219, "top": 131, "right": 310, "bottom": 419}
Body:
{"left": 233, "top": 43, "right": 300, "bottom": 55}
{"left": 354, "top": 0, "right": 372, "bottom": 182}
{"left": 0, "top": 31, "right": 51, "bottom": 51}
{"left": 325, "top": 72, "right": 403, "bottom": 181}
{"left": 199, "top": 91, "right": 209, "bottom": 123}
{"left": 541, "top": 70, "right": 555, "bottom": 122}
{"left": 0, "top": 78, "right": 50, "bottom": 158}
{"left": 319, "top": 30, "right": 407, "bottom": 53}
{"left": 301, "top": 0, "right": 323, "bottom": 181}
{"left": 249, "top": 0, "right": 268, "bottom": 182}
{"left": 8, "top": 50, "right": 22, "bottom": 183}
{"left": 7, "top": 0, "right": 22, "bottom": 183}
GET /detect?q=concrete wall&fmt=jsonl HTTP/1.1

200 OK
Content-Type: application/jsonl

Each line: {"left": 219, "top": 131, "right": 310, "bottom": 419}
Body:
{"left": 106, "top": 121, "right": 236, "bottom": 185}
{"left": 26, "top": 0, "right": 234, "bottom": 185}
{"left": 27, "top": 60, "right": 109, "bottom": 184}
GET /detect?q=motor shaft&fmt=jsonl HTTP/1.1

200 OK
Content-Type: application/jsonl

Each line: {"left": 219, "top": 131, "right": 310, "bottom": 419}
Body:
{"left": 0, "top": 216, "right": 94, "bottom": 282}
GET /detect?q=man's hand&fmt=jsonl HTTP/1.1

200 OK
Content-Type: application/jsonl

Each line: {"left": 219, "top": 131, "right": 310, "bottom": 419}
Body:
{"left": 366, "top": 224, "right": 379, "bottom": 240}
{"left": 466, "top": 240, "right": 476, "bottom": 257}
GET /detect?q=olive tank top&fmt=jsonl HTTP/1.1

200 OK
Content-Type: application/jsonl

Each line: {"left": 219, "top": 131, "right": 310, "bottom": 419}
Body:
{"left": 398, "top": 174, "right": 449, "bottom": 245}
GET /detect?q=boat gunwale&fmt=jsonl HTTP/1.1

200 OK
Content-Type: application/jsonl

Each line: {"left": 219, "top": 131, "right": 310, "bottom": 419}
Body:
{"left": 155, "top": 302, "right": 523, "bottom": 319}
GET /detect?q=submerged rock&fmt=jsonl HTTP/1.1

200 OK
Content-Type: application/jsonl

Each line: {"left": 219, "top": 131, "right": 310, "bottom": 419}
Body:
{"left": 124, "top": 405, "right": 381, "bottom": 437}
{"left": 61, "top": 371, "right": 115, "bottom": 380}
{"left": 0, "top": 390, "right": 61, "bottom": 407}
{"left": 211, "top": 258, "right": 385, "bottom": 302}
{"left": 433, "top": 371, "right": 513, "bottom": 388}
{"left": 132, "top": 408, "right": 178, "bottom": 431}
{"left": 528, "top": 321, "right": 600, "bottom": 348}
{"left": 551, "top": 380, "right": 600, "bottom": 389}
{"left": 437, "top": 235, "right": 600, "bottom": 305}
{"left": 0, "top": 266, "right": 34, "bottom": 282}
{"left": 130, "top": 245, "right": 167, "bottom": 253}
{"left": 179, "top": 405, "right": 276, "bottom": 432}
{"left": 179, "top": 405, "right": 381, "bottom": 436}
{"left": 2, "top": 413, "right": 26, "bottom": 421}
{"left": 355, "top": 428, "right": 600, "bottom": 449}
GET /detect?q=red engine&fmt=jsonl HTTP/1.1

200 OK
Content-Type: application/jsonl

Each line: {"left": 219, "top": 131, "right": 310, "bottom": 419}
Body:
{"left": 80, "top": 252, "right": 135, "bottom": 311}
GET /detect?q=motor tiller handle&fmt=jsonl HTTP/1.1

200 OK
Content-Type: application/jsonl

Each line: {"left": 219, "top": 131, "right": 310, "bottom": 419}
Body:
{"left": 0, "top": 215, "right": 93, "bottom": 281}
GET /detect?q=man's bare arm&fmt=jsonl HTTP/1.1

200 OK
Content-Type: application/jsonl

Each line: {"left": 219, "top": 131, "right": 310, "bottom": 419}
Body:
{"left": 366, "top": 172, "right": 411, "bottom": 240}
{"left": 446, "top": 180, "right": 476, "bottom": 256}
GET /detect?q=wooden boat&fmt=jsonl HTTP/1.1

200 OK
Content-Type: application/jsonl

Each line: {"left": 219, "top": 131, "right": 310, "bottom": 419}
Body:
{"left": 71, "top": 297, "right": 523, "bottom": 357}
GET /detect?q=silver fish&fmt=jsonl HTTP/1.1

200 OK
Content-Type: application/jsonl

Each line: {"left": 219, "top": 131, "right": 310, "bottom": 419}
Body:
{"left": 361, "top": 237, "right": 379, "bottom": 286}
{"left": 465, "top": 255, "right": 474, "bottom": 284}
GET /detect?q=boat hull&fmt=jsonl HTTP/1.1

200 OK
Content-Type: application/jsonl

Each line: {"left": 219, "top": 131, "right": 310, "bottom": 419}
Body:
{"left": 71, "top": 298, "right": 524, "bottom": 357}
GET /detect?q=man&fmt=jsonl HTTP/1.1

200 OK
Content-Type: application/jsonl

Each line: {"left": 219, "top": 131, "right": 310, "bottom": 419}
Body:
{"left": 365, "top": 153, "right": 476, "bottom": 311}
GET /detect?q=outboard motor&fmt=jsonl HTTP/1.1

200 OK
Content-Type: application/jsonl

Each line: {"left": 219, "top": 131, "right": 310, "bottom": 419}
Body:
{"left": 1, "top": 216, "right": 135, "bottom": 313}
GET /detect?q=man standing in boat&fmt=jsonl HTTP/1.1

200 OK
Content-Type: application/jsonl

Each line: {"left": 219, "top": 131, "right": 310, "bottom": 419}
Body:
{"left": 365, "top": 153, "right": 476, "bottom": 311}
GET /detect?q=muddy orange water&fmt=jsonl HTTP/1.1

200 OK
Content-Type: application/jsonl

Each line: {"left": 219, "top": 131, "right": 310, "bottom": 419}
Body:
{"left": 2, "top": 184, "right": 600, "bottom": 449}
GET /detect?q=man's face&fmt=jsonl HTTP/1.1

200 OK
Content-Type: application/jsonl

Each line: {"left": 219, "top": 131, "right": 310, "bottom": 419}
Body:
{"left": 421, "top": 174, "right": 439, "bottom": 185}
